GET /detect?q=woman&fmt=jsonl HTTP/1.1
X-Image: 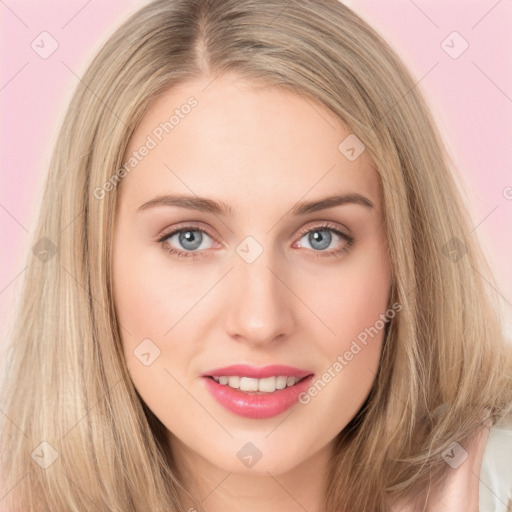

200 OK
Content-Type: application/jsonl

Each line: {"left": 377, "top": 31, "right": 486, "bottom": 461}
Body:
{"left": 1, "top": 1, "right": 511, "bottom": 510}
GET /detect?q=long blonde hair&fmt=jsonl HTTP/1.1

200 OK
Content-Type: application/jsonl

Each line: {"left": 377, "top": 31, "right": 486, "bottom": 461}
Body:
{"left": 1, "top": 0, "right": 511, "bottom": 510}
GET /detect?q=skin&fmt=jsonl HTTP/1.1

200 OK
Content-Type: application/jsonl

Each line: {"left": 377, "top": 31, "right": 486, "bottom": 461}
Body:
{"left": 112, "top": 73, "right": 392, "bottom": 511}
{"left": 388, "top": 422, "right": 491, "bottom": 512}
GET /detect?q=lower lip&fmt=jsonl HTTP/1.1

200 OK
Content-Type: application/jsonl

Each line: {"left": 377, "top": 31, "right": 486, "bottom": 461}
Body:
{"left": 202, "top": 375, "right": 314, "bottom": 419}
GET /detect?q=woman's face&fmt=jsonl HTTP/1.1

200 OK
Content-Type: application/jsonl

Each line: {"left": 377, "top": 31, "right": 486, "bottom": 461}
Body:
{"left": 112, "top": 73, "right": 391, "bottom": 481}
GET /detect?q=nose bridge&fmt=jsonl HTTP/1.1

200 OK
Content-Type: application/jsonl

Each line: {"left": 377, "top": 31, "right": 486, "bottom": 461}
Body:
{"left": 224, "top": 246, "right": 294, "bottom": 344}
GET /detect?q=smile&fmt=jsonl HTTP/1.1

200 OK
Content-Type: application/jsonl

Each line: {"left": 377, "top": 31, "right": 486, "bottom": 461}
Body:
{"left": 209, "top": 375, "right": 308, "bottom": 393}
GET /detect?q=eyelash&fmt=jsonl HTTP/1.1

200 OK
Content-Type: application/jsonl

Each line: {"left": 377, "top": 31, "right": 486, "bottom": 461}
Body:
{"left": 157, "top": 222, "right": 355, "bottom": 260}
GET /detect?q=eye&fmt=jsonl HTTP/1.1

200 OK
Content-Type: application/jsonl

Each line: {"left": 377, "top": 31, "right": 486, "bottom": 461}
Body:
{"left": 157, "top": 224, "right": 217, "bottom": 259}
{"left": 157, "top": 221, "right": 355, "bottom": 260}
{"left": 293, "top": 222, "right": 354, "bottom": 258}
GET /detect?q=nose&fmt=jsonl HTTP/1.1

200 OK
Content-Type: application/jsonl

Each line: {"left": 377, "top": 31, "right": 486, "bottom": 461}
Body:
{"left": 224, "top": 255, "right": 295, "bottom": 347}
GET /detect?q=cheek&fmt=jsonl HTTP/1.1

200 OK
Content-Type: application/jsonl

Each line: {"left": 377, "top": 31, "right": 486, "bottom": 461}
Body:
{"left": 305, "top": 239, "right": 391, "bottom": 350}
{"left": 112, "top": 243, "right": 204, "bottom": 424}
{"left": 112, "top": 234, "right": 180, "bottom": 385}
{"left": 296, "top": 246, "right": 391, "bottom": 423}
{"left": 113, "top": 237, "right": 202, "bottom": 339}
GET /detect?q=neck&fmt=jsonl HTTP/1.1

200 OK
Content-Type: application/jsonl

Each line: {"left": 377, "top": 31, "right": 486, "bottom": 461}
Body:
{"left": 169, "top": 434, "right": 335, "bottom": 512}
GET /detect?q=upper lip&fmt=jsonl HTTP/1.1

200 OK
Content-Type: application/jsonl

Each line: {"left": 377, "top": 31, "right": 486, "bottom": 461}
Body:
{"left": 201, "top": 364, "right": 314, "bottom": 379}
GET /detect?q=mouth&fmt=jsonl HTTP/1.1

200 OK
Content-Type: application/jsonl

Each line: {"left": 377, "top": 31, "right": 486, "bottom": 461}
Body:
{"left": 204, "top": 374, "right": 312, "bottom": 394}
{"left": 202, "top": 372, "right": 315, "bottom": 419}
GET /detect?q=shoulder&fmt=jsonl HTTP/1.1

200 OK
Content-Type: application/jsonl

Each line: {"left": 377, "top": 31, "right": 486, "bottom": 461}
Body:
{"left": 438, "top": 416, "right": 512, "bottom": 512}
{"left": 388, "top": 416, "right": 511, "bottom": 512}
{"left": 423, "top": 418, "right": 492, "bottom": 512}
{"left": 479, "top": 419, "right": 512, "bottom": 512}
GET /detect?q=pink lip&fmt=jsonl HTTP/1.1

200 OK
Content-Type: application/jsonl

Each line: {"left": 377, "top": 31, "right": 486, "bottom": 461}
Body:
{"left": 202, "top": 364, "right": 313, "bottom": 379}
{"left": 202, "top": 373, "right": 315, "bottom": 420}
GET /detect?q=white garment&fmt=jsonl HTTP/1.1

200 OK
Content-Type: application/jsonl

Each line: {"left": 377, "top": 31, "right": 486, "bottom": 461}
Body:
{"left": 479, "top": 423, "right": 512, "bottom": 511}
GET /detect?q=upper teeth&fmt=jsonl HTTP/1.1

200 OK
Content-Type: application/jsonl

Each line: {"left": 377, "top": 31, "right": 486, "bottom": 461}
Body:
{"left": 212, "top": 375, "right": 302, "bottom": 392}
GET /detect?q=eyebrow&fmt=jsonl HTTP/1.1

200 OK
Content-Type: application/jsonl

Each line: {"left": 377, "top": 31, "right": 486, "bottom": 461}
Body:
{"left": 137, "top": 192, "right": 374, "bottom": 216}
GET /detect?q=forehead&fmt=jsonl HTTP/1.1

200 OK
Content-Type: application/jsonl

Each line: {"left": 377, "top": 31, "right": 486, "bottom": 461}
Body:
{"left": 120, "top": 74, "right": 381, "bottom": 212}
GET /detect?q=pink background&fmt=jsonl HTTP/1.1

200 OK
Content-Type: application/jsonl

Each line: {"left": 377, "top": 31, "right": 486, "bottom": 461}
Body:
{"left": 1, "top": 0, "right": 511, "bottom": 354}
